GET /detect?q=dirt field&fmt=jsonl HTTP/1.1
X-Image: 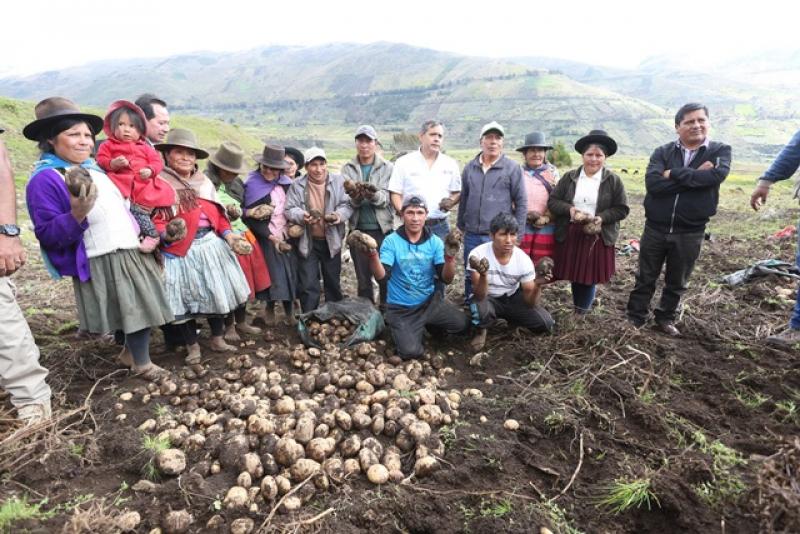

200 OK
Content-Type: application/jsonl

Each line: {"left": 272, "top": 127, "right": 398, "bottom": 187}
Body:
{"left": 2, "top": 185, "right": 800, "bottom": 533}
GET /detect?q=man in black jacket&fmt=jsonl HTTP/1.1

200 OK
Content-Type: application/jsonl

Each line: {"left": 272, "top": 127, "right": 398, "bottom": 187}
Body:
{"left": 626, "top": 103, "right": 732, "bottom": 335}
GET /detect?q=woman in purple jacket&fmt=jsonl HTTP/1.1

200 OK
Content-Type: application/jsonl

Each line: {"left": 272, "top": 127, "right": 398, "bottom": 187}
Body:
{"left": 24, "top": 97, "right": 174, "bottom": 380}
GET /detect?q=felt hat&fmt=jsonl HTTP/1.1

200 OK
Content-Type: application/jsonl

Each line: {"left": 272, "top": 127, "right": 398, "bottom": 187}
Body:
{"left": 155, "top": 128, "right": 209, "bottom": 159}
{"left": 254, "top": 144, "right": 289, "bottom": 169}
{"left": 23, "top": 97, "right": 103, "bottom": 141}
{"left": 516, "top": 131, "right": 553, "bottom": 152}
{"left": 209, "top": 141, "right": 250, "bottom": 174}
{"left": 574, "top": 129, "right": 617, "bottom": 156}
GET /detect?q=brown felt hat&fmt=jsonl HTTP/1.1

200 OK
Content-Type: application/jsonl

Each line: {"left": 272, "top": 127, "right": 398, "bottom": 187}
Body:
{"left": 23, "top": 97, "right": 103, "bottom": 140}
{"left": 254, "top": 144, "right": 289, "bottom": 169}
{"left": 209, "top": 141, "right": 250, "bottom": 174}
{"left": 155, "top": 128, "right": 209, "bottom": 159}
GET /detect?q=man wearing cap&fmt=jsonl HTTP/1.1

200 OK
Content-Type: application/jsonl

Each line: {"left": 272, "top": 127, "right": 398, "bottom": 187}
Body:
{"left": 388, "top": 120, "right": 461, "bottom": 240}
{"left": 134, "top": 93, "right": 170, "bottom": 145}
{"left": 458, "top": 121, "right": 527, "bottom": 302}
{"left": 341, "top": 125, "right": 394, "bottom": 307}
{"left": 286, "top": 147, "right": 353, "bottom": 312}
{"left": 0, "top": 128, "right": 53, "bottom": 424}
{"left": 355, "top": 194, "right": 469, "bottom": 360}
{"left": 626, "top": 103, "right": 731, "bottom": 336}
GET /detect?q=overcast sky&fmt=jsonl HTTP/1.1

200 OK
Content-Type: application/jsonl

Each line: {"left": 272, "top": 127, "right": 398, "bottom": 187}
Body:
{"left": 2, "top": 0, "right": 798, "bottom": 76}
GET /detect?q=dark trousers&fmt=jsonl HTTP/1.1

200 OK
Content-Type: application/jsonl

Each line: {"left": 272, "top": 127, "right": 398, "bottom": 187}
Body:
{"left": 297, "top": 239, "right": 343, "bottom": 313}
{"left": 463, "top": 232, "right": 492, "bottom": 303}
{"left": 472, "top": 288, "right": 554, "bottom": 333}
{"left": 385, "top": 292, "right": 469, "bottom": 359}
{"left": 426, "top": 218, "right": 450, "bottom": 296}
{"left": 352, "top": 228, "right": 387, "bottom": 305}
{"left": 626, "top": 224, "right": 704, "bottom": 324}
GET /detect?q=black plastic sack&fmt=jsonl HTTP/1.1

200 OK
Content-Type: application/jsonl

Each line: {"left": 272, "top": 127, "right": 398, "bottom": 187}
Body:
{"left": 721, "top": 259, "right": 800, "bottom": 286}
{"left": 297, "top": 297, "right": 385, "bottom": 348}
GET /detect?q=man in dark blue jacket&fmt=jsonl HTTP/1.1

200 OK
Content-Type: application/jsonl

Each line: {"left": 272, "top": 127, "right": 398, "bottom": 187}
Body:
{"left": 750, "top": 129, "right": 800, "bottom": 346}
{"left": 626, "top": 103, "right": 731, "bottom": 335}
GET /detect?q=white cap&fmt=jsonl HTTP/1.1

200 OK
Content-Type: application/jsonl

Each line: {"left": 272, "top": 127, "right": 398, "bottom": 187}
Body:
{"left": 303, "top": 146, "right": 327, "bottom": 164}
{"left": 480, "top": 121, "right": 505, "bottom": 137}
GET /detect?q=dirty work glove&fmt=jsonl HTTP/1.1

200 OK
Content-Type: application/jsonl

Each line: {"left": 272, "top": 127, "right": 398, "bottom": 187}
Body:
{"left": 164, "top": 217, "right": 187, "bottom": 243}
{"left": 444, "top": 228, "right": 463, "bottom": 257}
{"left": 468, "top": 255, "right": 490, "bottom": 275}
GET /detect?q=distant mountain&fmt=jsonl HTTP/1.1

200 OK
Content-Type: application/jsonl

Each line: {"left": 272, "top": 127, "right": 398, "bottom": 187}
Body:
{"left": 1, "top": 42, "right": 798, "bottom": 158}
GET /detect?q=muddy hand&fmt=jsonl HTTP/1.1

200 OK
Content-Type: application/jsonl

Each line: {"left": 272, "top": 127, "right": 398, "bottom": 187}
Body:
{"left": 468, "top": 255, "right": 489, "bottom": 275}
{"left": 247, "top": 203, "right": 274, "bottom": 220}
{"left": 535, "top": 256, "right": 554, "bottom": 281}
{"left": 439, "top": 197, "right": 456, "bottom": 212}
{"left": 526, "top": 210, "right": 541, "bottom": 225}
{"left": 226, "top": 203, "right": 242, "bottom": 221}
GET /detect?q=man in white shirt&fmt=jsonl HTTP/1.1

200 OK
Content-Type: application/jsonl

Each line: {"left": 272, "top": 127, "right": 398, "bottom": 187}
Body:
{"left": 468, "top": 213, "right": 554, "bottom": 350}
{"left": 388, "top": 120, "right": 461, "bottom": 241}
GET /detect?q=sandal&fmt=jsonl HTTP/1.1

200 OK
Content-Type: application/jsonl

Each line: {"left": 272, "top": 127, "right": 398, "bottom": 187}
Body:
{"left": 185, "top": 344, "right": 202, "bottom": 365}
{"left": 134, "top": 364, "right": 170, "bottom": 381}
{"left": 117, "top": 347, "right": 133, "bottom": 367}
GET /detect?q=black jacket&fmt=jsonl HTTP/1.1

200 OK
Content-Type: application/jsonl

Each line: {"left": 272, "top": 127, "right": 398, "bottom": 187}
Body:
{"left": 548, "top": 167, "right": 629, "bottom": 247}
{"left": 643, "top": 141, "right": 731, "bottom": 233}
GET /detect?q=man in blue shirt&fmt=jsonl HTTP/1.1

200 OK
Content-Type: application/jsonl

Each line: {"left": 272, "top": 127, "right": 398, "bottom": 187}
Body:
{"left": 751, "top": 129, "right": 800, "bottom": 346}
{"left": 352, "top": 195, "right": 469, "bottom": 359}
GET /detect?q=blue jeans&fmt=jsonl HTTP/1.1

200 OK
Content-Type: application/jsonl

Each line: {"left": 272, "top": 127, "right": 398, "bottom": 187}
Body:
{"left": 463, "top": 232, "right": 492, "bottom": 303}
{"left": 791, "top": 223, "right": 800, "bottom": 329}
{"left": 571, "top": 282, "right": 596, "bottom": 312}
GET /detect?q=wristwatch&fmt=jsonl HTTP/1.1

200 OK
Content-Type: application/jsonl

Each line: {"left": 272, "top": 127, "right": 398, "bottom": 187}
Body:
{"left": 0, "top": 224, "right": 21, "bottom": 237}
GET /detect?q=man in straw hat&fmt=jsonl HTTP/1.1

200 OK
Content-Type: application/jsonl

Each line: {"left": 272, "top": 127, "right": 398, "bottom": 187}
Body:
{"left": 286, "top": 147, "right": 353, "bottom": 312}
{"left": 626, "top": 103, "right": 731, "bottom": 336}
{"left": 341, "top": 125, "right": 394, "bottom": 307}
{"left": 0, "top": 128, "right": 52, "bottom": 424}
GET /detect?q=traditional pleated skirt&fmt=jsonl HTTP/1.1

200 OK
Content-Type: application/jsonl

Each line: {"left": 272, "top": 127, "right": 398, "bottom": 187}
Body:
{"left": 553, "top": 223, "right": 616, "bottom": 285}
{"left": 256, "top": 235, "right": 296, "bottom": 303}
{"left": 73, "top": 248, "right": 174, "bottom": 334}
{"left": 164, "top": 232, "right": 251, "bottom": 320}
{"left": 521, "top": 223, "right": 556, "bottom": 265}
{"left": 236, "top": 231, "right": 271, "bottom": 299}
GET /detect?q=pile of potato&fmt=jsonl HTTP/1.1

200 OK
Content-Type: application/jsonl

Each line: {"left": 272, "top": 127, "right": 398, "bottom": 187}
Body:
{"left": 121, "top": 340, "right": 465, "bottom": 522}
{"left": 305, "top": 317, "right": 357, "bottom": 346}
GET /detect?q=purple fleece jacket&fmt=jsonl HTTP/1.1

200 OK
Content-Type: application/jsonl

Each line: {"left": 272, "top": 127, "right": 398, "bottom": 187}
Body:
{"left": 26, "top": 169, "right": 91, "bottom": 281}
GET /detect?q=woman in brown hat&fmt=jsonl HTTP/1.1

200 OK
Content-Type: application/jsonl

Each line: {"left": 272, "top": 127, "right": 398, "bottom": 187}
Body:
{"left": 24, "top": 97, "right": 173, "bottom": 380}
{"left": 516, "top": 131, "right": 560, "bottom": 266}
{"left": 243, "top": 144, "right": 297, "bottom": 325}
{"left": 206, "top": 142, "right": 270, "bottom": 340}
{"left": 283, "top": 146, "right": 304, "bottom": 179}
{"left": 153, "top": 129, "right": 252, "bottom": 363}
{"left": 548, "top": 130, "right": 629, "bottom": 313}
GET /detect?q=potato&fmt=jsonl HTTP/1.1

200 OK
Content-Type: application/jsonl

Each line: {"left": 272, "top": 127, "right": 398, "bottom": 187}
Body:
{"left": 155, "top": 449, "right": 186, "bottom": 476}
{"left": 322, "top": 457, "right": 344, "bottom": 479}
{"left": 294, "top": 414, "right": 316, "bottom": 444}
{"left": 230, "top": 517, "right": 255, "bottom": 534}
{"left": 385, "top": 407, "right": 404, "bottom": 421}
{"left": 313, "top": 472, "right": 330, "bottom": 491}
{"left": 290, "top": 458, "right": 321, "bottom": 481}
{"left": 162, "top": 509, "right": 193, "bottom": 533}
{"left": 223, "top": 486, "right": 249, "bottom": 509}
{"left": 393, "top": 374, "right": 413, "bottom": 390}
{"left": 306, "top": 437, "right": 336, "bottom": 462}
{"left": 414, "top": 456, "right": 439, "bottom": 477}
{"left": 417, "top": 404, "right": 443, "bottom": 425}
{"left": 313, "top": 423, "right": 330, "bottom": 438}
{"left": 352, "top": 412, "right": 372, "bottom": 430}
{"left": 274, "top": 437, "right": 305, "bottom": 466}
{"left": 247, "top": 416, "right": 274, "bottom": 436}
{"left": 280, "top": 495, "right": 302, "bottom": 513}
{"left": 371, "top": 415, "right": 385, "bottom": 436}
{"left": 274, "top": 396, "right": 296, "bottom": 415}
{"left": 383, "top": 448, "right": 402, "bottom": 472}
{"left": 340, "top": 434, "right": 361, "bottom": 457}
{"left": 275, "top": 475, "right": 291, "bottom": 495}
{"left": 358, "top": 447, "right": 379, "bottom": 471}
{"left": 504, "top": 419, "right": 520, "bottom": 431}
{"left": 343, "top": 458, "right": 361, "bottom": 477}
{"left": 237, "top": 471, "right": 252, "bottom": 489}
{"left": 362, "top": 437, "right": 383, "bottom": 458}
{"left": 367, "top": 464, "right": 390, "bottom": 485}
{"left": 260, "top": 476, "right": 278, "bottom": 501}
{"left": 417, "top": 388, "right": 436, "bottom": 405}
{"left": 334, "top": 410, "right": 352, "bottom": 431}
{"left": 240, "top": 452, "right": 263, "bottom": 478}
{"left": 395, "top": 429, "right": 415, "bottom": 452}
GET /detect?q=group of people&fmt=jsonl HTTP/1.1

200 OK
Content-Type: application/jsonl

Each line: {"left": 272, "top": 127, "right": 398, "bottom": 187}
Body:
{"left": 1, "top": 93, "right": 799, "bottom": 426}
